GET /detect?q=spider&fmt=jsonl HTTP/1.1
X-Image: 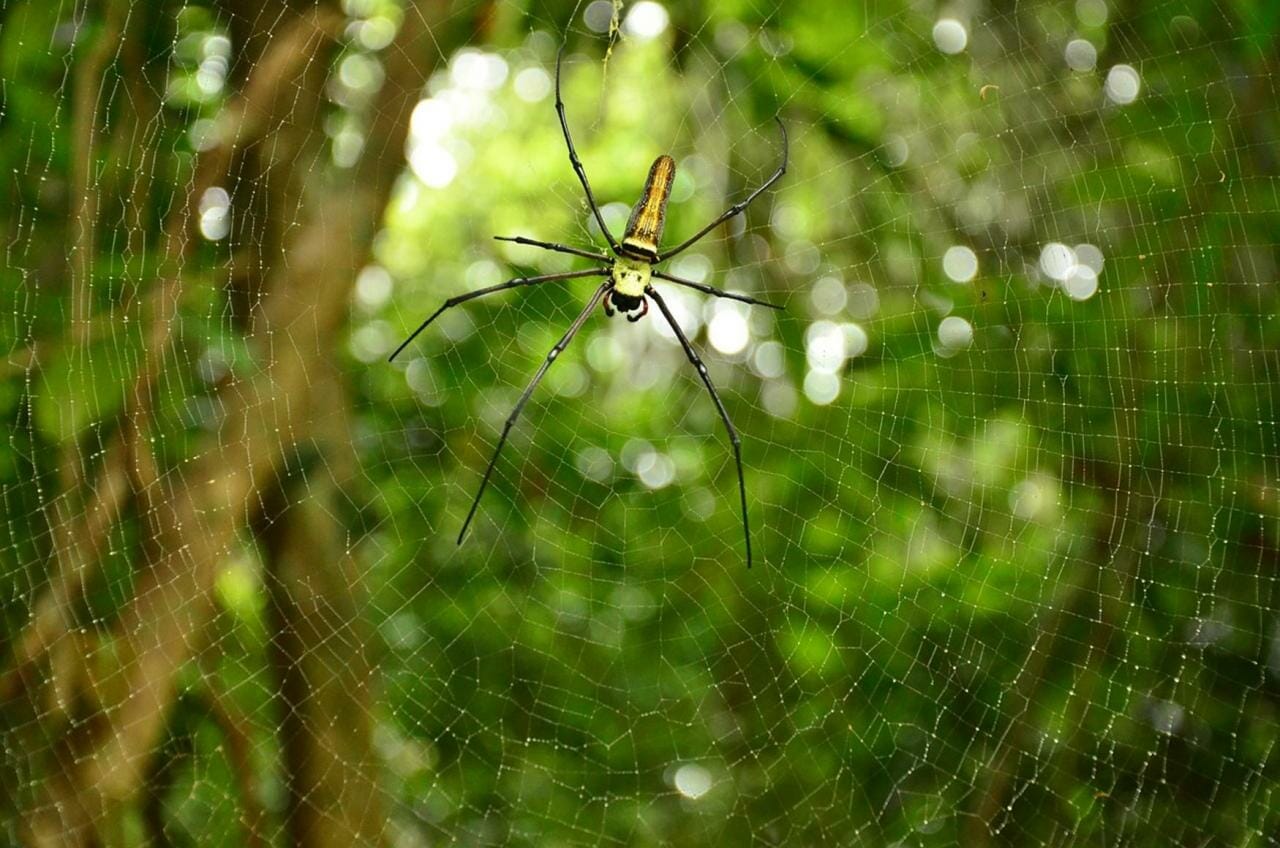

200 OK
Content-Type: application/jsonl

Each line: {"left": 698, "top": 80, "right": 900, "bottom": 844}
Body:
{"left": 389, "top": 48, "right": 787, "bottom": 568}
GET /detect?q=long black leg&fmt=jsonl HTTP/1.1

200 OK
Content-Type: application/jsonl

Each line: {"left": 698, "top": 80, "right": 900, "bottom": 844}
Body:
{"left": 458, "top": 281, "right": 612, "bottom": 543}
{"left": 645, "top": 286, "right": 754, "bottom": 568}
{"left": 387, "top": 268, "right": 607, "bottom": 362}
{"left": 494, "top": 235, "right": 610, "bottom": 262}
{"left": 652, "top": 270, "right": 783, "bottom": 311}
{"left": 555, "top": 47, "right": 623, "bottom": 255}
{"left": 657, "top": 118, "right": 788, "bottom": 263}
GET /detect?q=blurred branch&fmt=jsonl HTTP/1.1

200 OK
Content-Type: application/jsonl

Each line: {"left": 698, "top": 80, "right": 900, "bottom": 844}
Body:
{"left": 260, "top": 388, "right": 382, "bottom": 846}
{"left": 13, "top": 0, "right": 131, "bottom": 721}
{"left": 204, "top": 687, "right": 271, "bottom": 848}
{"left": 2, "top": 5, "right": 345, "bottom": 705}
{"left": 966, "top": 449, "right": 1147, "bottom": 843}
{"left": 17, "top": 3, "right": 456, "bottom": 843}
{"left": 1, "top": 435, "right": 132, "bottom": 701}
{"left": 69, "top": 0, "right": 126, "bottom": 342}
{"left": 139, "top": 696, "right": 197, "bottom": 848}
{"left": 138, "top": 687, "right": 267, "bottom": 848}
{"left": 112, "top": 2, "right": 163, "bottom": 238}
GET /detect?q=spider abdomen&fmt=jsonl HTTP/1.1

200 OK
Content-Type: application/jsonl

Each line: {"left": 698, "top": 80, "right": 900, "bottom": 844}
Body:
{"left": 622, "top": 154, "right": 675, "bottom": 259}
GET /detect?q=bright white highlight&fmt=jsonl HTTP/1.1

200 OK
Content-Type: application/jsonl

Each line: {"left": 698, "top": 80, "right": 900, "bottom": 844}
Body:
{"left": 410, "top": 145, "right": 457, "bottom": 188}
{"left": 843, "top": 323, "right": 869, "bottom": 359}
{"left": 407, "top": 98, "right": 460, "bottom": 188}
{"left": 624, "top": 2, "right": 670, "bottom": 40}
{"left": 708, "top": 309, "right": 749, "bottom": 355}
{"left": 355, "top": 265, "right": 393, "bottom": 309}
{"left": 636, "top": 451, "right": 676, "bottom": 490}
{"left": 1105, "top": 64, "right": 1141, "bottom": 104}
{"left": 753, "top": 341, "right": 786, "bottom": 379}
{"left": 673, "top": 763, "right": 712, "bottom": 799}
{"left": 450, "top": 50, "right": 508, "bottom": 91}
{"left": 1063, "top": 265, "right": 1100, "bottom": 301}
{"left": 805, "top": 321, "right": 867, "bottom": 377}
{"left": 410, "top": 98, "right": 454, "bottom": 140}
{"left": 810, "top": 276, "right": 847, "bottom": 315}
{"left": 938, "top": 316, "right": 974, "bottom": 350}
{"left": 514, "top": 67, "right": 551, "bottom": 102}
{"left": 1039, "top": 242, "right": 1076, "bottom": 281}
{"left": 357, "top": 16, "right": 397, "bottom": 50}
{"left": 198, "top": 186, "right": 230, "bottom": 240}
{"left": 1074, "top": 243, "right": 1105, "bottom": 274}
{"left": 339, "top": 53, "right": 383, "bottom": 94}
{"left": 932, "top": 19, "right": 968, "bottom": 54}
{"left": 803, "top": 371, "right": 840, "bottom": 405}
{"left": 943, "top": 245, "right": 979, "bottom": 283}
{"left": 1065, "top": 39, "right": 1097, "bottom": 71}
{"left": 1036, "top": 242, "right": 1104, "bottom": 299}
{"left": 806, "top": 321, "right": 846, "bottom": 374}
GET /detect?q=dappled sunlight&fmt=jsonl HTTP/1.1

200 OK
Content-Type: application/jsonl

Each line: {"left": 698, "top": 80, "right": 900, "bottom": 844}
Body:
{"left": 5, "top": 0, "right": 1277, "bottom": 844}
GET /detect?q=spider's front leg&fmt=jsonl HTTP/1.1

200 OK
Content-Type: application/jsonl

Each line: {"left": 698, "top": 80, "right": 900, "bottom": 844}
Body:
{"left": 627, "top": 297, "right": 649, "bottom": 323}
{"left": 602, "top": 288, "right": 616, "bottom": 317}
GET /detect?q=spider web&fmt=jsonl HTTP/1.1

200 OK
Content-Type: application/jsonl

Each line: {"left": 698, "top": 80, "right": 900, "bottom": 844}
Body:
{"left": 2, "top": 0, "right": 1277, "bottom": 845}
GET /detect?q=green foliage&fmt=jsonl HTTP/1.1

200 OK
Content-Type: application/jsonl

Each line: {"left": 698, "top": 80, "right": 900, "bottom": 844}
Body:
{"left": 33, "top": 331, "right": 144, "bottom": 441}
{"left": 3, "top": 0, "right": 1279, "bottom": 845}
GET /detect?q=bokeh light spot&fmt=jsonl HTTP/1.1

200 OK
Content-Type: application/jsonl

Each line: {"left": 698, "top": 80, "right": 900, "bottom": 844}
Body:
{"left": 673, "top": 763, "right": 712, "bottom": 799}
{"left": 1105, "top": 64, "right": 1141, "bottom": 104}
{"left": 938, "top": 315, "right": 974, "bottom": 350}
{"left": 933, "top": 19, "right": 968, "bottom": 54}
{"left": 943, "top": 245, "right": 979, "bottom": 283}
{"left": 623, "top": 2, "right": 670, "bottom": 40}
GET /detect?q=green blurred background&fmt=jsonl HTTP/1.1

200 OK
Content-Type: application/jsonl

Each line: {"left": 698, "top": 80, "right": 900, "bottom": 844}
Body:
{"left": 1, "top": 0, "right": 1277, "bottom": 845}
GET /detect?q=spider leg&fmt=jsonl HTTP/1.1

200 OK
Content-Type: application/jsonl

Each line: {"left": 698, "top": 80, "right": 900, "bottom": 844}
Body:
{"left": 657, "top": 118, "right": 788, "bottom": 263}
{"left": 603, "top": 289, "right": 616, "bottom": 317}
{"left": 494, "top": 235, "right": 610, "bottom": 263}
{"left": 626, "top": 297, "right": 648, "bottom": 323}
{"left": 387, "top": 268, "right": 608, "bottom": 363}
{"left": 458, "top": 281, "right": 612, "bottom": 544}
{"left": 555, "top": 46, "right": 623, "bottom": 255}
{"left": 645, "top": 286, "right": 754, "bottom": 568}
{"left": 652, "top": 270, "right": 783, "bottom": 311}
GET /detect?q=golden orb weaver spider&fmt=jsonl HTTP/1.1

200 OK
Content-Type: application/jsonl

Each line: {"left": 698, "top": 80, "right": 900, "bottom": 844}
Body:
{"left": 389, "top": 48, "right": 787, "bottom": 567}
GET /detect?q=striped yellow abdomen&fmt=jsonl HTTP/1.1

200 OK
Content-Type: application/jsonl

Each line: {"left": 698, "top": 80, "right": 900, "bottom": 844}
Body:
{"left": 622, "top": 155, "right": 675, "bottom": 259}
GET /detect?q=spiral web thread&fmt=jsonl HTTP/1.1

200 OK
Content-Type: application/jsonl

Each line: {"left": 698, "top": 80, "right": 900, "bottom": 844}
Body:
{"left": 2, "top": 0, "right": 1277, "bottom": 844}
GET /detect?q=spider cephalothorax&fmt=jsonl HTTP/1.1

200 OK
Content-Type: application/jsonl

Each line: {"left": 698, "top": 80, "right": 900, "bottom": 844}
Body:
{"left": 389, "top": 47, "right": 787, "bottom": 567}
{"left": 604, "top": 257, "right": 652, "bottom": 321}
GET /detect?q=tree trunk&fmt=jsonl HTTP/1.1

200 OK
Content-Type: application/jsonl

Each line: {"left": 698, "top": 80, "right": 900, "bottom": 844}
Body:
{"left": 11, "top": 3, "right": 458, "bottom": 844}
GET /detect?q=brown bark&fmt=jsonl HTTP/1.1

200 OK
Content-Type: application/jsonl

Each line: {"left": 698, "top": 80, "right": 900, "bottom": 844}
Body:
{"left": 263, "top": 449, "right": 384, "bottom": 846}
{"left": 1, "top": 6, "right": 347, "bottom": 703}
{"left": 15, "top": 2, "right": 456, "bottom": 844}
